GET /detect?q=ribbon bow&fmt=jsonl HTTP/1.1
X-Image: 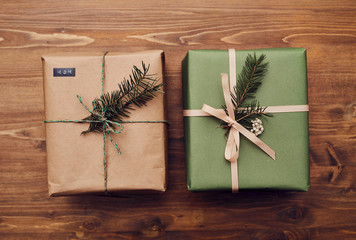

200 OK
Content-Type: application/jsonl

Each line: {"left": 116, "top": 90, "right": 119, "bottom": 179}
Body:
{"left": 201, "top": 50, "right": 275, "bottom": 192}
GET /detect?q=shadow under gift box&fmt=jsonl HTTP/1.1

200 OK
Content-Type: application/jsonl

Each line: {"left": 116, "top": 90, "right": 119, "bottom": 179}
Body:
{"left": 182, "top": 48, "right": 310, "bottom": 191}
{"left": 42, "top": 50, "right": 167, "bottom": 196}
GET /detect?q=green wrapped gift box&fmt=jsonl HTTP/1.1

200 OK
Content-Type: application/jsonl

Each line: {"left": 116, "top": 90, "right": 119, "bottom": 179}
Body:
{"left": 182, "top": 48, "right": 310, "bottom": 191}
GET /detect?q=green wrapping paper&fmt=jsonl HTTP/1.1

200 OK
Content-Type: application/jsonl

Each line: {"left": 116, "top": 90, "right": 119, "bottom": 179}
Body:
{"left": 182, "top": 48, "right": 310, "bottom": 191}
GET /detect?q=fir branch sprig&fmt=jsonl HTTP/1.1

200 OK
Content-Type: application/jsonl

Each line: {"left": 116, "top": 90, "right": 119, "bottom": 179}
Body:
{"left": 222, "top": 53, "right": 271, "bottom": 131}
{"left": 233, "top": 53, "right": 268, "bottom": 108}
{"left": 81, "top": 62, "right": 163, "bottom": 134}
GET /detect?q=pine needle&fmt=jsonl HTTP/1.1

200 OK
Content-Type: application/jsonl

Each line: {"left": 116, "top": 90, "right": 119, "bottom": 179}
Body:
{"left": 81, "top": 62, "right": 163, "bottom": 134}
{"left": 222, "top": 53, "right": 271, "bottom": 130}
{"left": 233, "top": 53, "right": 268, "bottom": 108}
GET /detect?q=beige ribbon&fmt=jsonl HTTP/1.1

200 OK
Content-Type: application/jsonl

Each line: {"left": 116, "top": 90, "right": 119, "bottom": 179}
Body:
{"left": 183, "top": 49, "right": 309, "bottom": 192}
{"left": 183, "top": 105, "right": 309, "bottom": 116}
{"left": 201, "top": 73, "right": 276, "bottom": 192}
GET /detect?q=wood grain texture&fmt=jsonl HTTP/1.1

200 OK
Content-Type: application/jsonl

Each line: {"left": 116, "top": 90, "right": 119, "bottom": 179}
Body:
{"left": 1, "top": 0, "right": 356, "bottom": 239}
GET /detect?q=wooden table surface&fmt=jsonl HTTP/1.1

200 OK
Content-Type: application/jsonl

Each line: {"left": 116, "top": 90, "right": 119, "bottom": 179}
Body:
{"left": 1, "top": 1, "right": 356, "bottom": 239}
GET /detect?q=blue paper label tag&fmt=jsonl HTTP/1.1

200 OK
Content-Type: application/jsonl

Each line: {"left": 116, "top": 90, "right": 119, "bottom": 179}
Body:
{"left": 53, "top": 68, "right": 75, "bottom": 77}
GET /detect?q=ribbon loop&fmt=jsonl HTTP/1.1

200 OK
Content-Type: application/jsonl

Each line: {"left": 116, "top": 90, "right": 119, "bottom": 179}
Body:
{"left": 225, "top": 130, "right": 239, "bottom": 162}
{"left": 202, "top": 76, "right": 276, "bottom": 162}
{"left": 221, "top": 73, "right": 235, "bottom": 120}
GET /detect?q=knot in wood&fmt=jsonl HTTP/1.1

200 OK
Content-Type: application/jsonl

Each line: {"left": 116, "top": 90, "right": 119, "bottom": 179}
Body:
{"left": 276, "top": 206, "right": 307, "bottom": 224}
{"left": 83, "top": 218, "right": 101, "bottom": 232}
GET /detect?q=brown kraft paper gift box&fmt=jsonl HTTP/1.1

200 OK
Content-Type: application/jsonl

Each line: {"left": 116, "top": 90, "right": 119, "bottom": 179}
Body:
{"left": 42, "top": 50, "right": 167, "bottom": 196}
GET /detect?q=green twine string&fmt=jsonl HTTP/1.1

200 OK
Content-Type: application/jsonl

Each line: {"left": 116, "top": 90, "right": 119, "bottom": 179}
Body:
{"left": 44, "top": 52, "right": 168, "bottom": 194}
